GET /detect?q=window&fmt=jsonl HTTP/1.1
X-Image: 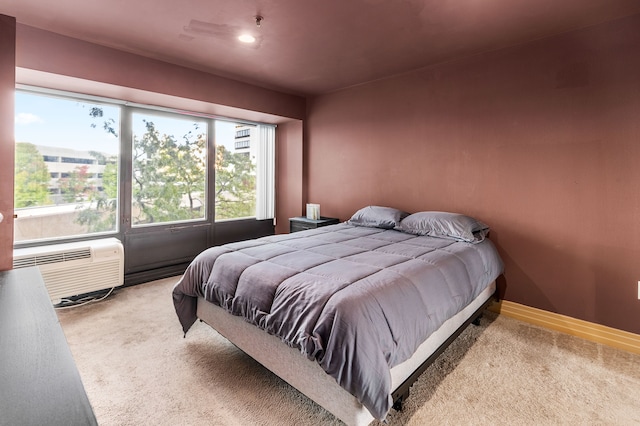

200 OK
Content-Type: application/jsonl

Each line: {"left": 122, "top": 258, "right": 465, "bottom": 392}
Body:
{"left": 131, "top": 112, "right": 207, "bottom": 226}
{"left": 235, "top": 128, "right": 251, "bottom": 138}
{"left": 234, "top": 139, "right": 251, "bottom": 150}
{"left": 15, "top": 87, "right": 275, "bottom": 245}
{"left": 214, "top": 122, "right": 274, "bottom": 221}
{"left": 61, "top": 157, "right": 95, "bottom": 165}
{"left": 215, "top": 122, "right": 256, "bottom": 220}
{"left": 14, "top": 91, "right": 120, "bottom": 242}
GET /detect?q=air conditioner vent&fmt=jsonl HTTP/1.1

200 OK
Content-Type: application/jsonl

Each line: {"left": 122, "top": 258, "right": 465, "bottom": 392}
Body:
{"left": 60, "top": 248, "right": 92, "bottom": 262}
{"left": 13, "top": 248, "right": 92, "bottom": 269}
{"left": 13, "top": 238, "right": 124, "bottom": 303}
{"left": 13, "top": 257, "right": 37, "bottom": 269}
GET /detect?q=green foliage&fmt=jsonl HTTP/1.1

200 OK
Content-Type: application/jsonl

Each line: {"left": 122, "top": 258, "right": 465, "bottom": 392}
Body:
{"left": 215, "top": 145, "right": 256, "bottom": 219}
{"left": 14, "top": 143, "right": 50, "bottom": 208}
{"left": 89, "top": 107, "right": 118, "bottom": 137}
{"left": 101, "top": 162, "right": 118, "bottom": 199}
{"left": 131, "top": 120, "right": 206, "bottom": 225}
{"left": 75, "top": 161, "right": 118, "bottom": 233}
{"left": 89, "top": 150, "right": 109, "bottom": 165}
{"left": 58, "top": 165, "right": 93, "bottom": 203}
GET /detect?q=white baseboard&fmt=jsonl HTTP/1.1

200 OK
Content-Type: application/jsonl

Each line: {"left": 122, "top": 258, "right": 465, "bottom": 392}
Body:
{"left": 489, "top": 300, "right": 640, "bottom": 355}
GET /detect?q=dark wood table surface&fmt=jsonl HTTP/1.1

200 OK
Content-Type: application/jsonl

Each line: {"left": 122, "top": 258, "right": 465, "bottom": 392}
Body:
{"left": 0, "top": 267, "right": 97, "bottom": 426}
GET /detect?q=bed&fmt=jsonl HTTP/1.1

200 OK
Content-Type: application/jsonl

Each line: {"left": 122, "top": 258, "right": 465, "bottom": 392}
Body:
{"left": 173, "top": 207, "right": 504, "bottom": 425}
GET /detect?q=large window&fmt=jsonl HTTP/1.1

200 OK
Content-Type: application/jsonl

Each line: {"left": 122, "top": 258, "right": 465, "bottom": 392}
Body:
{"left": 14, "top": 91, "right": 120, "bottom": 242}
{"left": 14, "top": 88, "right": 275, "bottom": 245}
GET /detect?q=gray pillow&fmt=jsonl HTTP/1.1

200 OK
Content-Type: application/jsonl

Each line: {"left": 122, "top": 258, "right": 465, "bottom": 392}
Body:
{"left": 398, "top": 211, "right": 489, "bottom": 243}
{"left": 347, "top": 206, "right": 409, "bottom": 229}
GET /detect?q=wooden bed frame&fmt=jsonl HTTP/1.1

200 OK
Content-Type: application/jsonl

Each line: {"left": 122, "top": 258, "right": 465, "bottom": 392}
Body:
{"left": 196, "top": 281, "right": 497, "bottom": 426}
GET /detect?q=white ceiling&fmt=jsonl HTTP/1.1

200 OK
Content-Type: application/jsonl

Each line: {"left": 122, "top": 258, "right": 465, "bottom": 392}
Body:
{"left": 2, "top": 0, "right": 640, "bottom": 96}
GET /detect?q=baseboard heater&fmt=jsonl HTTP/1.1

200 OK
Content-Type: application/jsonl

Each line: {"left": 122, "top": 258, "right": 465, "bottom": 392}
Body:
{"left": 13, "top": 238, "right": 124, "bottom": 304}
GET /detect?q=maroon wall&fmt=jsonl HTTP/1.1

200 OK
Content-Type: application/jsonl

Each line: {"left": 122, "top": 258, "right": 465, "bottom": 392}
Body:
{"left": 0, "top": 15, "right": 16, "bottom": 271}
{"left": 276, "top": 120, "right": 304, "bottom": 234}
{"left": 306, "top": 14, "right": 640, "bottom": 334}
{"left": 16, "top": 25, "right": 305, "bottom": 121}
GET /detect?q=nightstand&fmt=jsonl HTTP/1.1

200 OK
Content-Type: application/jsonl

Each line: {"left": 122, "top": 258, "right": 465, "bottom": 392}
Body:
{"left": 289, "top": 216, "right": 340, "bottom": 233}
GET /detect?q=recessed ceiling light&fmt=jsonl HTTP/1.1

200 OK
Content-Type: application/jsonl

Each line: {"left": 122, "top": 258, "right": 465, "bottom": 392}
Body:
{"left": 238, "top": 34, "right": 256, "bottom": 43}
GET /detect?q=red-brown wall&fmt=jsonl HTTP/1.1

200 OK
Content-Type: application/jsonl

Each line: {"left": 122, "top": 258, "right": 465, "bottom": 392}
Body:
{"left": 306, "top": 14, "right": 640, "bottom": 334}
{"left": 276, "top": 120, "right": 304, "bottom": 234}
{"left": 16, "top": 25, "right": 305, "bottom": 121}
{"left": 0, "top": 15, "right": 16, "bottom": 271}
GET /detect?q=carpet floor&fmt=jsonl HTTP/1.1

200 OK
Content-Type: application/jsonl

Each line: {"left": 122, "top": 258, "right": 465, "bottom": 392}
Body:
{"left": 56, "top": 276, "right": 640, "bottom": 425}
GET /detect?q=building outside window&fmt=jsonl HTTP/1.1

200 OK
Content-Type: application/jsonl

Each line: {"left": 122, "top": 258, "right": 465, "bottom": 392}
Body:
{"left": 37, "top": 145, "right": 110, "bottom": 204}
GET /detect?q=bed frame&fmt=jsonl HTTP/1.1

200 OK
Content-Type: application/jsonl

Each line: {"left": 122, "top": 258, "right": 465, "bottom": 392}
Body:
{"left": 196, "top": 281, "right": 496, "bottom": 426}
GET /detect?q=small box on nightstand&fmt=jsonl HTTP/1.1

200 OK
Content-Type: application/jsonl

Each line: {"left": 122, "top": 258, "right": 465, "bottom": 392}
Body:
{"left": 289, "top": 216, "right": 340, "bottom": 233}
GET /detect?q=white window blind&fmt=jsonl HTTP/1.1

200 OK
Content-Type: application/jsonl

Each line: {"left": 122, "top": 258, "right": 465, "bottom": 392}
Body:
{"left": 256, "top": 125, "right": 276, "bottom": 220}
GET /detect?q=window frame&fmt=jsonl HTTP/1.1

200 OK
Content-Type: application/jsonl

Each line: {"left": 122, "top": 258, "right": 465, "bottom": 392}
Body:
{"left": 14, "top": 85, "right": 275, "bottom": 250}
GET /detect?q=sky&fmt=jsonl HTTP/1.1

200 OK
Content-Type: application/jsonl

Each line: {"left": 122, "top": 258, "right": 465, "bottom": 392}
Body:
{"left": 14, "top": 91, "right": 239, "bottom": 155}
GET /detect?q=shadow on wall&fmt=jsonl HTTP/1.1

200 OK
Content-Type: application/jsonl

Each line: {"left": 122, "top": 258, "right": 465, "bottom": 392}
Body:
{"left": 488, "top": 228, "right": 552, "bottom": 311}
{"left": 488, "top": 224, "right": 632, "bottom": 332}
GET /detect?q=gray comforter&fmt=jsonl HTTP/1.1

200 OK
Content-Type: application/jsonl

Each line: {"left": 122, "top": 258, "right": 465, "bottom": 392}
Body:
{"left": 173, "top": 223, "right": 503, "bottom": 420}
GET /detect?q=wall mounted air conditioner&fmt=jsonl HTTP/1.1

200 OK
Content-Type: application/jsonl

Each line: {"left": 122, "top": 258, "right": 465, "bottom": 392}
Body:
{"left": 13, "top": 237, "right": 124, "bottom": 304}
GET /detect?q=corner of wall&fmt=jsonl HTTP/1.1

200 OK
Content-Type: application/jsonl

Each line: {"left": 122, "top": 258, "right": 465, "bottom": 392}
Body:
{"left": 0, "top": 15, "right": 16, "bottom": 271}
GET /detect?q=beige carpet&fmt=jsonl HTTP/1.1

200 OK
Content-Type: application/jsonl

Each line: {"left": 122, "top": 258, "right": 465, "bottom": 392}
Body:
{"left": 57, "top": 277, "right": 640, "bottom": 426}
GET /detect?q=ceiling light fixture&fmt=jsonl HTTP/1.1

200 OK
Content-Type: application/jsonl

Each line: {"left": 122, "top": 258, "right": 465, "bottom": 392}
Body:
{"left": 238, "top": 34, "right": 256, "bottom": 43}
{"left": 238, "top": 15, "right": 263, "bottom": 44}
